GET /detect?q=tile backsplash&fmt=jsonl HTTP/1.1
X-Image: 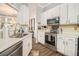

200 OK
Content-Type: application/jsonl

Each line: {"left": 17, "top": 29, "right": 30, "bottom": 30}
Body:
{"left": 59, "top": 26, "right": 79, "bottom": 34}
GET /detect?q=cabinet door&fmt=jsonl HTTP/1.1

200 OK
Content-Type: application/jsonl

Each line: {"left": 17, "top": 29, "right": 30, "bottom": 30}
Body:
{"left": 23, "top": 39, "right": 32, "bottom": 56}
{"left": 60, "top": 4, "right": 68, "bottom": 24}
{"left": 38, "top": 31, "right": 45, "bottom": 44}
{"left": 40, "top": 14, "right": 44, "bottom": 26}
{"left": 23, "top": 34, "right": 32, "bottom": 56}
{"left": 38, "top": 31, "right": 41, "bottom": 43}
{"left": 68, "top": 4, "right": 77, "bottom": 24}
{"left": 65, "top": 38, "right": 76, "bottom": 56}
{"left": 17, "top": 5, "right": 29, "bottom": 25}
{"left": 57, "top": 35, "right": 64, "bottom": 54}
{"left": 41, "top": 12, "right": 47, "bottom": 26}
{"left": 75, "top": 4, "right": 79, "bottom": 23}
{"left": 47, "top": 10, "right": 53, "bottom": 19}
{"left": 52, "top": 6, "right": 60, "bottom": 17}
{"left": 23, "top": 38, "right": 28, "bottom": 56}
{"left": 41, "top": 32, "right": 45, "bottom": 44}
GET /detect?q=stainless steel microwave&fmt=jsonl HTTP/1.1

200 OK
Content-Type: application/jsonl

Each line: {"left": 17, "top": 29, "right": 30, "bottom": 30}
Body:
{"left": 47, "top": 17, "right": 60, "bottom": 25}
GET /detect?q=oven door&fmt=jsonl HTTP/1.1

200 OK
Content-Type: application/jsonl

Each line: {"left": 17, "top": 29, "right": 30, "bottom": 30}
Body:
{"left": 50, "top": 35, "right": 55, "bottom": 46}
{"left": 45, "top": 34, "right": 56, "bottom": 46}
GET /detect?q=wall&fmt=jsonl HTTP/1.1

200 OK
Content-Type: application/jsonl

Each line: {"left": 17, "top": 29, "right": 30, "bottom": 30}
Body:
{"left": 59, "top": 26, "right": 79, "bottom": 36}
{"left": 28, "top": 4, "right": 37, "bottom": 42}
{"left": 29, "top": 4, "right": 43, "bottom": 43}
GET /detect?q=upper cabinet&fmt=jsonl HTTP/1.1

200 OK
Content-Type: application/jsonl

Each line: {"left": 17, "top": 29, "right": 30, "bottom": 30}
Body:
{"left": 60, "top": 3, "right": 79, "bottom": 25}
{"left": 68, "top": 4, "right": 76, "bottom": 24}
{"left": 51, "top": 5, "right": 60, "bottom": 18}
{"left": 17, "top": 5, "right": 29, "bottom": 25}
{"left": 41, "top": 3, "right": 79, "bottom": 26}
{"left": 68, "top": 4, "right": 79, "bottom": 24}
{"left": 45, "top": 5, "right": 60, "bottom": 19}
{"left": 41, "top": 5, "right": 60, "bottom": 26}
{"left": 41, "top": 11, "right": 48, "bottom": 26}
{"left": 60, "top": 4, "right": 68, "bottom": 24}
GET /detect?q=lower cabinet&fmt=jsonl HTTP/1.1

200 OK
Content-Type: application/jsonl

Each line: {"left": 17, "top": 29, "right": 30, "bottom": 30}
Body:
{"left": 57, "top": 35, "right": 64, "bottom": 54}
{"left": 38, "top": 30, "right": 45, "bottom": 44}
{"left": 23, "top": 34, "right": 32, "bottom": 56}
{"left": 57, "top": 35, "right": 77, "bottom": 56}
{"left": 0, "top": 34, "right": 32, "bottom": 56}
{"left": 64, "top": 37, "right": 76, "bottom": 56}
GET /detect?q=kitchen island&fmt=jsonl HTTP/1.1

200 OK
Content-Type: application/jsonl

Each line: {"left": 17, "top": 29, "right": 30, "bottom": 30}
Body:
{"left": 0, "top": 33, "right": 32, "bottom": 56}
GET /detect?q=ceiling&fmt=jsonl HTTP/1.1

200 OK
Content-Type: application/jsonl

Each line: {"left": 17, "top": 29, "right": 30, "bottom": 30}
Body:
{"left": 0, "top": 3, "right": 61, "bottom": 16}
{"left": 9, "top": 3, "right": 61, "bottom": 12}
{"left": 37, "top": 3, "right": 61, "bottom": 11}
{"left": 37, "top": 3, "right": 51, "bottom": 8}
{"left": 0, "top": 4, "right": 17, "bottom": 16}
{"left": 10, "top": 3, "right": 50, "bottom": 8}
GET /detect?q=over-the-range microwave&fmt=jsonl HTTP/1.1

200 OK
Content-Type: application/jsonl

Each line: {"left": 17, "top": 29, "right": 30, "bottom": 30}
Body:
{"left": 47, "top": 17, "right": 60, "bottom": 25}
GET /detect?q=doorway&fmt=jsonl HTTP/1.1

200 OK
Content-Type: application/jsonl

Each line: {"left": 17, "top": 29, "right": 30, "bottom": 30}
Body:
{"left": 29, "top": 18, "right": 35, "bottom": 38}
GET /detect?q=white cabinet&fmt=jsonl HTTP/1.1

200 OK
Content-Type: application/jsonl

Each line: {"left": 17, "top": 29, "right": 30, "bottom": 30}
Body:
{"left": 68, "top": 4, "right": 77, "bottom": 24}
{"left": 60, "top": 4, "right": 68, "bottom": 24}
{"left": 41, "top": 5, "right": 60, "bottom": 26}
{"left": 17, "top": 5, "right": 29, "bottom": 25}
{"left": 76, "top": 4, "right": 79, "bottom": 24}
{"left": 57, "top": 35, "right": 64, "bottom": 54}
{"left": 41, "top": 4, "right": 79, "bottom": 25}
{"left": 41, "top": 12, "right": 47, "bottom": 26}
{"left": 57, "top": 35, "right": 77, "bottom": 56}
{"left": 23, "top": 34, "right": 32, "bottom": 56}
{"left": 68, "top": 3, "right": 79, "bottom": 24}
{"left": 38, "top": 30, "right": 45, "bottom": 44}
{"left": 60, "top": 3, "right": 79, "bottom": 24}
{"left": 51, "top": 6, "right": 60, "bottom": 18}
{"left": 65, "top": 37, "right": 76, "bottom": 56}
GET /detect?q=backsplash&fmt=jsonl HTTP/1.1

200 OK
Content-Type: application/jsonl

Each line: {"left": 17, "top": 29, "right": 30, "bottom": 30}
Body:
{"left": 59, "top": 26, "right": 79, "bottom": 34}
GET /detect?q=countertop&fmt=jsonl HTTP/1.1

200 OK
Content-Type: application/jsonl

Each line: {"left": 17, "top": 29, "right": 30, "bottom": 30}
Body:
{"left": 0, "top": 33, "right": 32, "bottom": 53}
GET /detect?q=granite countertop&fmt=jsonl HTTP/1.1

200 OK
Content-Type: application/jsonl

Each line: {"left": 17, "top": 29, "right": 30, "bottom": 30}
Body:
{"left": 0, "top": 33, "right": 32, "bottom": 53}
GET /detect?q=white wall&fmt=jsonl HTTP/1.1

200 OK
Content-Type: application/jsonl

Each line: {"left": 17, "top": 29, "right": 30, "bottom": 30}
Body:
{"left": 29, "top": 4, "right": 43, "bottom": 43}
{"left": 29, "top": 4, "right": 37, "bottom": 42}
{"left": 0, "top": 4, "right": 17, "bottom": 16}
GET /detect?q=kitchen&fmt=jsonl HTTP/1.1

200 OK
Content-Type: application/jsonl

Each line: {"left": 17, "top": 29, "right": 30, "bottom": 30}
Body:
{"left": 0, "top": 3, "right": 79, "bottom": 56}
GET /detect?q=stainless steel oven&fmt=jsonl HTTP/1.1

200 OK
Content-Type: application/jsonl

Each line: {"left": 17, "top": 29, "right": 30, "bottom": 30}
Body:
{"left": 45, "top": 33, "right": 57, "bottom": 50}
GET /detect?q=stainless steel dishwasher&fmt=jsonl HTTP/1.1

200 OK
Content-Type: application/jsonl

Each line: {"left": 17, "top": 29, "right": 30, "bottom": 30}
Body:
{"left": 0, "top": 41, "right": 22, "bottom": 56}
